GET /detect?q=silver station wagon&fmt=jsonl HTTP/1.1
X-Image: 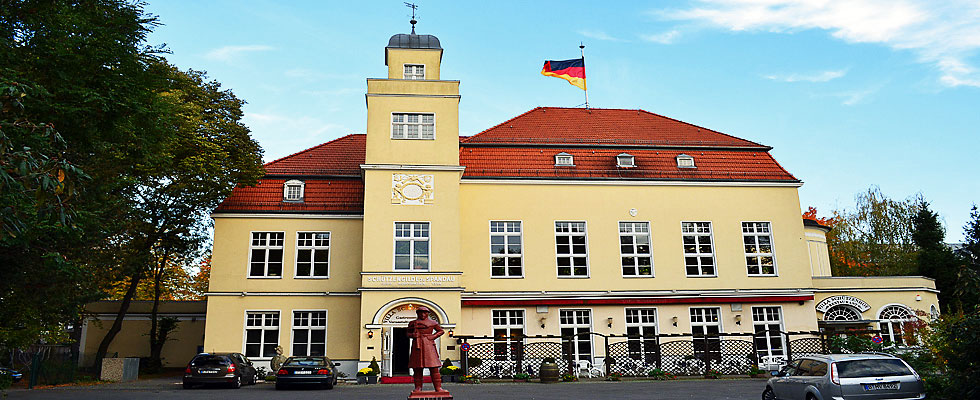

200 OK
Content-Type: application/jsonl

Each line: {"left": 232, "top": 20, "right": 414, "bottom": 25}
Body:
{"left": 762, "top": 353, "right": 925, "bottom": 400}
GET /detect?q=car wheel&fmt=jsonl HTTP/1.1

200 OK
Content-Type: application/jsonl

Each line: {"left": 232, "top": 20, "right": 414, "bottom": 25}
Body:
{"left": 249, "top": 373, "right": 257, "bottom": 385}
{"left": 182, "top": 382, "right": 194, "bottom": 389}
{"left": 230, "top": 376, "right": 241, "bottom": 389}
{"left": 323, "top": 380, "right": 334, "bottom": 390}
{"left": 762, "top": 387, "right": 775, "bottom": 400}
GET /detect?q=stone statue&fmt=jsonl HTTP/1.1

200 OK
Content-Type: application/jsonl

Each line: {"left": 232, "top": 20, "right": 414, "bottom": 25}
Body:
{"left": 270, "top": 345, "right": 286, "bottom": 371}
{"left": 406, "top": 306, "right": 449, "bottom": 394}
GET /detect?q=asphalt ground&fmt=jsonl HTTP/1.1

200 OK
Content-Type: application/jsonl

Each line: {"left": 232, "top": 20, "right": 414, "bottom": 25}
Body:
{"left": 3, "top": 376, "right": 770, "bottom": 399}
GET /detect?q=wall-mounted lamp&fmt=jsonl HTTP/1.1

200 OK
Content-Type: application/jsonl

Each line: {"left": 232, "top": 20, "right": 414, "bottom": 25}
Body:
{"left": 540, "top": 317, "right": 547, "bottom": 329}
{"left": 915, "top": 294, "right": 922, "bottom": 301}
{"left": 448, "top": 329, "right": 454, "bottom": 337}
{"left": 671, "top": 316, "right": 678, "bottom": 327}
{"left": 367, "top": 330, "right": 374, "bottom": 339}
{"left": 607, "top": 317, "right": 614, "bottom": 328}
{"left": 734, "top": 315, "right": 742, "bottom": 326}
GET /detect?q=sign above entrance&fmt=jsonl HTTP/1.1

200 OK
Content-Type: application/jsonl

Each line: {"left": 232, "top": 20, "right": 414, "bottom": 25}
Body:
{"left": 362, "top": 273, "right": 460, "bottom": 288}
{"left": 815, "top": 295, "right": 871, "bottom": 313}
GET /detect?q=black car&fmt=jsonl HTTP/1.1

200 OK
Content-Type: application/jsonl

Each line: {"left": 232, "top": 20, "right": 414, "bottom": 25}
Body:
{"left": 275, "top": 356, "right": 339, "bottom": 390}
{"left": 0, "top": 367, "right": 23, "bottom": 383}
{"left": 183, "top": 353, "right": 258, "bottom": 389}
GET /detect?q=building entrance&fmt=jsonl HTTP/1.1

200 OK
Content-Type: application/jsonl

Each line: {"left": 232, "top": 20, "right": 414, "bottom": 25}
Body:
{"left": 391, "top": 327, "right": 410, "bottom": 375}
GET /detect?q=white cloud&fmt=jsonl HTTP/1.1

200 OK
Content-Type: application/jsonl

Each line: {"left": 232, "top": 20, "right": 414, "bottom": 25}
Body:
{"left": 205, "top": 45, "right": 275, "bottom": 62}
{"left": 578, "top": 30, "right": 626, "bottom": 42}
{"left": 665, "top": 0, "right": 980, "bottom": 88}
{"left": 639, "top": 30, "right": 681, "bottom": 44}
{"left": 765, "top": 69, "right": 848, "bottom": 82}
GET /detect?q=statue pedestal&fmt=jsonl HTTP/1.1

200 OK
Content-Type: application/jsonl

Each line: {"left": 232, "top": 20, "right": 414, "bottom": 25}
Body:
{"left": 408, "top": 390, "right": 453, "bottom": 400}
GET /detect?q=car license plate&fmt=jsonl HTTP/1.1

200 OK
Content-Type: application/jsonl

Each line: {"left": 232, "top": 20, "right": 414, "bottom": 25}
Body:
{"left": 200, "top": 369, "right": 219, "bottom": 374}
{"left": 863, "top": 382, "right": 899, "bottom": 391}
{"left": 294, "top": 371, "right": 312, "bottom": 375}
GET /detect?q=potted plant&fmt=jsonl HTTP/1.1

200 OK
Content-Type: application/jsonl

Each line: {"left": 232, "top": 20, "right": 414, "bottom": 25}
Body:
{"left": 647, "top": 368, "right": 676, "bottom": 380}
{"left": 748, "top": 364, "right": 768, "bottom": 378}
{"left": 460, "top": 374, "right": 481, "bottom": 384}
{"left": 605, "top": 372, "right": 623, "bottom": 381}
{"left": 367, "top": 357, "right": 381, "bottom": 384}
{"left": 513, "top": 372, "right": 531, "bottom": 382}
{"left": 704, "top": 369, "right": 722, "bottom": 379}
{"left": 560, "top": 373, "right": 578, "bottom": 382}
{"left": 356, "top": 368, "right": 374, "bottom": 385}
{"left": 440, "top": 359, "right": 460, "bottom": 382}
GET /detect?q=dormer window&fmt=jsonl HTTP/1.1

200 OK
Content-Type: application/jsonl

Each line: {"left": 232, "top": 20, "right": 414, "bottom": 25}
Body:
{"left": 404, "top": 64, "right": 425, "bottom": 80}
{"left": 676, "top": 154, "right": 696, "bottom": 168}
{"left": 555, "top": 152, "right": 574, "bottom": 166}
{"left": 616, "top": 153, "right": 635, "bottom": 168}
{"left": 283, "top": 180, "right": 305, "bottom": 202}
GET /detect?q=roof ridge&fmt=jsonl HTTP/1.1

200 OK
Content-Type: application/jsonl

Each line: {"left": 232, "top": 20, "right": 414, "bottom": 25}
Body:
{"left": 463, "top": 107, "right": 543, "bottom": 141}
{"left": 263, "top": 133, "right": 364, "bottom": 167}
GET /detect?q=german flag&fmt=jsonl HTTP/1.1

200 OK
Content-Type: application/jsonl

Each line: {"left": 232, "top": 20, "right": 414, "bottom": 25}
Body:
{"left": 541, "top": 58, "right": 586, "bottom": 90}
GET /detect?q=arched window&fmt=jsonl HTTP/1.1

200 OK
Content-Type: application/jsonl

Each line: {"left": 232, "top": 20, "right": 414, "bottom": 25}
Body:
{"left": 283, "top": 180, "right": 305, "bottom": 202}
{"left": 878, "top": 305, "right": 914, "bottom": 345}
{"left": 930, "top": 305, "right": 939, "bottom": 322}
{"left": 823, "top": 305, "right": 861, "bottom": 321}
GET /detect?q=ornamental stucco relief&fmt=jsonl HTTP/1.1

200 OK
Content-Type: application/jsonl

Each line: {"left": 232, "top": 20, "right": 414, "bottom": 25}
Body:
{"left": 392, "top": 174, "right": 434, "bottom": 205}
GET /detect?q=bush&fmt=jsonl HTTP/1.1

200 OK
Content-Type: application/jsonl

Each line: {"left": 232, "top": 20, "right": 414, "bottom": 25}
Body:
{"left": 513, "top": 372, "right": 530, "bottom": 380}
{"left": 368, "top": 357, "right": 381, "bottom": 375}
{"left": 440, "top": 365, "right": 460, "bottom": 375}
{"left": 647, "top": 368, "right": 676, "bottom": 380}
{"left": 915, "top": 308, "right": 980, "bottom": 399}
{"left": 559, "top": 373, "right": 578, "bottom": 382}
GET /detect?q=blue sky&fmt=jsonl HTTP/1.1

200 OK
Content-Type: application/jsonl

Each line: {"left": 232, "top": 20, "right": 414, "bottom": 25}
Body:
{"left": 147, "top": 0, "right": 979, "bottom": 241}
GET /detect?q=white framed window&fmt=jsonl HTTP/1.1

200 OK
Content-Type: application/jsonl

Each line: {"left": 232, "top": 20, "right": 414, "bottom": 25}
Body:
{"left": 823, "top": 305, "right": 862, "bottom": 321}
{"left": 490, "top": 221, "right": 523, "bottom": 278}
{"left": 690, "top": 307, "right": 721, "bottom": 361}
{"left": 625, "top": 308, "right": 658, "bottom": 363}
{"left": 295, "top": 232, "right": 329, "bottom": 278}
{"left": 616, "top": 153, "right": 635, "bottom": 168}
{"left": 682, "top": 222, "right": 716, "bottom": 277}
{"left": 394, "top": 222, "right": 429, "bottom": 270}
{"left": 752, "top": 306, "right": 786, "bottom": 358}
{"left": 559, "top": 309, "right": 592, "bottom": 362}
{"left": 491, "top": 310, "right": 525, "bottom": 361}
{"left": 930, "top": 305, "right": 939, "bottom": 322}
{"left": 620, "top": 222, "right": 653, "bottom": 277}
{"left": 676, "top": 154, "right": 696, "bottom": 168}
{"left": 244, "top": 311, "right": 279, "bottom": 358}
{"left": 283, "top": 180, "right": 304, "bottom": 202}
{"left": 878, "top": 305, "right": 914, "bottom": 345}
{"left": 404, "top": 64, "right": 425, "bottom": 80}
{"left": 555, "top": 221, "right": 588, "bottom": 277}
{"left": 249, "top": 232, "right": 284, "bottom": 277}
{"left": 391, "top": 113, "right": 435, "bottom": 140}
{"left": 743, "top": 222, "right": 776, "bottom": 276}
{"left": 555, "top": 152, "right": 574, "bottom": 166}
{"left": 292, "top": 310, "right": 327, "bottom": 357}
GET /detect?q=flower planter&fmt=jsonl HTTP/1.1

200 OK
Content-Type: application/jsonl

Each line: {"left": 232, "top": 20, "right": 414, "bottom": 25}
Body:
{"left": 442, "top": 375, "right": 457, "bottom": 383}
{"left": 367, "top": 375, "right": 378, "bottom": 384}
{"left": 539, "top": 362, "right": 559, "bottom": 383}
{"left": 356, "top": 376, "right": 367, "bottom": 385}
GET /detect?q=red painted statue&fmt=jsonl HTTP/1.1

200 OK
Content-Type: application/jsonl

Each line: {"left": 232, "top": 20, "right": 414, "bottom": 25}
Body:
{"left": 406, "top": 306, "right": 448, "bottom": 394}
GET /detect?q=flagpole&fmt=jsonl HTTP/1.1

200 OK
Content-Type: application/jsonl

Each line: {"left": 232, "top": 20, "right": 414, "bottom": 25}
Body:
{"left": 580, "top": 42, "right": 589, "bottom": 109}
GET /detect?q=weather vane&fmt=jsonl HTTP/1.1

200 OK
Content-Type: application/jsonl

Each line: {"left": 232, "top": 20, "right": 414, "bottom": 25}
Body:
{"left": 405, "top": 2, "right": 418, "bottom": 34}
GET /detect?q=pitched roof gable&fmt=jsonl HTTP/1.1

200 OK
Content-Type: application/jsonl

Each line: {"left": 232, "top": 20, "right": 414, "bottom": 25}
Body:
{"left": 263, "top": 134, "right": 366, "bottom": 176}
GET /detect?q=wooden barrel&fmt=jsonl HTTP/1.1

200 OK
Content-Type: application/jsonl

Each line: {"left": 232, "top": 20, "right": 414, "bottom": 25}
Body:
{"left": 539, "top": 362, "right": 559, "bottom": 383}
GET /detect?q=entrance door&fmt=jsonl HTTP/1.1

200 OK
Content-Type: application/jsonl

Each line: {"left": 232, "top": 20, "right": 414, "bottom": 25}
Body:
{"left": 392, "top": 327, "right": 410, "bottom": 375}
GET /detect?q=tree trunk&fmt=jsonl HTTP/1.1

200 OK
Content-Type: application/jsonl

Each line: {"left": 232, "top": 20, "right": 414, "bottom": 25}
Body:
{"left": 148, "top": 255, "right": 167, "bottom": 369}
{"left": 94, "top": 270, "right": 142, "bottom": 374}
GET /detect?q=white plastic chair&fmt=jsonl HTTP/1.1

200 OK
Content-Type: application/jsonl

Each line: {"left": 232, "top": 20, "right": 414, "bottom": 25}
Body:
{"left": 576, "top": 360, "right": 596, "bottom": 378}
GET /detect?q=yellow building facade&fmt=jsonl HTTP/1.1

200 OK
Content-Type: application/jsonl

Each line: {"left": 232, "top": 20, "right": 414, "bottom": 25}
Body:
{"left": 204, "top": 29, "right": 938, "bottom": 377}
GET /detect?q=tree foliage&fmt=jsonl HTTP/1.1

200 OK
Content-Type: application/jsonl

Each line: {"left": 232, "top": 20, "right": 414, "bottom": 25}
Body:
{"left": 912, "top": 200, "right": 962, "bottom": 312}
{"left": 829, "top": 187, "right": 920, "bottom": 276}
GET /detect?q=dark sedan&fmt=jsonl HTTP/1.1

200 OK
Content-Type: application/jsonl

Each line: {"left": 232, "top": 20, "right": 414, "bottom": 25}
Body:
{"left": 275, "top": 356, "right": 338, "bottom": 390}
{"left": 183, "top": 352, "right": 257, "bottom": 389}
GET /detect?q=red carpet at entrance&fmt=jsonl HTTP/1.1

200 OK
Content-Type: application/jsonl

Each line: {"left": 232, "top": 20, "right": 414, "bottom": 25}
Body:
{"left": 381, "top": 376, "right": 432, "bottom": 384}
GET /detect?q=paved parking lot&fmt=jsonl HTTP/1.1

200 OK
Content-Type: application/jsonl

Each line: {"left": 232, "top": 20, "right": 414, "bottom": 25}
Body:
{"left": 3, "top": 377, "right": 769, "bottom": 399}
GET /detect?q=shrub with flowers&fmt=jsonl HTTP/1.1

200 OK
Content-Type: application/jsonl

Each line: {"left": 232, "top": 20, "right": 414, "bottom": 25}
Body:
{"left": 460, "top": 374, "right": 481, "bottom": 384}
{"left": 560, "top": 373, "right": 578, "bottom": 382}
{"left": 704, "top": 369, "right": 722, "bottom": 379}
{"left": 647, "top": 368, "right": 676, "bottom": 380}
{"left": 606, "top": 372, "right": 623, "bottom": 381}
{"left": 440, "top": 365, "right": 461, "bottom": 375}
{"left": 357, "top": 367, "right": 378, "bottom": 377}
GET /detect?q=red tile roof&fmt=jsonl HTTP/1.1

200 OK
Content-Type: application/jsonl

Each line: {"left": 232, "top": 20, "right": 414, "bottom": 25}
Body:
{"left": 463, "top": 107, "right": 766, "bottom": 148}
{"left": 215, "top": 107, "right": 799, "bottom": 213}
{"left": 459, "top": 147, "right": 797, "bottom": 181}
{"left": 215, "top": 178, "right": 364, "bottom": 214}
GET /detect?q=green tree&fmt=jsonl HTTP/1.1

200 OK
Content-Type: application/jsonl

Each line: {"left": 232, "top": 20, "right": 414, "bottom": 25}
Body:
{"left": 912, "top": 200, "right": 962, "bottom": 312}
{"left": 830, "top": 187, "right": 920, "bottom": 276}
{"left": 952, "top": 206, "right": 980, "bottom": 312}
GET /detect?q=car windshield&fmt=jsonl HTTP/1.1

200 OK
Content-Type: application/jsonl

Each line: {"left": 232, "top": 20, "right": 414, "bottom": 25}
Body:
{"left": 285, "top": 357, "right": 327, "bottom": 366}
{"left": 836, "top": 359, "right": 912, "bottom": 378}
{"left": 191, "top": 355, "right": 230, "bottom": 365}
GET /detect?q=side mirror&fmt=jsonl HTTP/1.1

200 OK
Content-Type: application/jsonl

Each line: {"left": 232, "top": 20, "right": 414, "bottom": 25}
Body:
{"left": 334, "top": 362, "right": 341, "bottom": 367}
{"left": 248, "top": 361, "right": 253, "bottom": 366}
{"left": 771, "top": 370, "right": 783, "bottom": 377}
